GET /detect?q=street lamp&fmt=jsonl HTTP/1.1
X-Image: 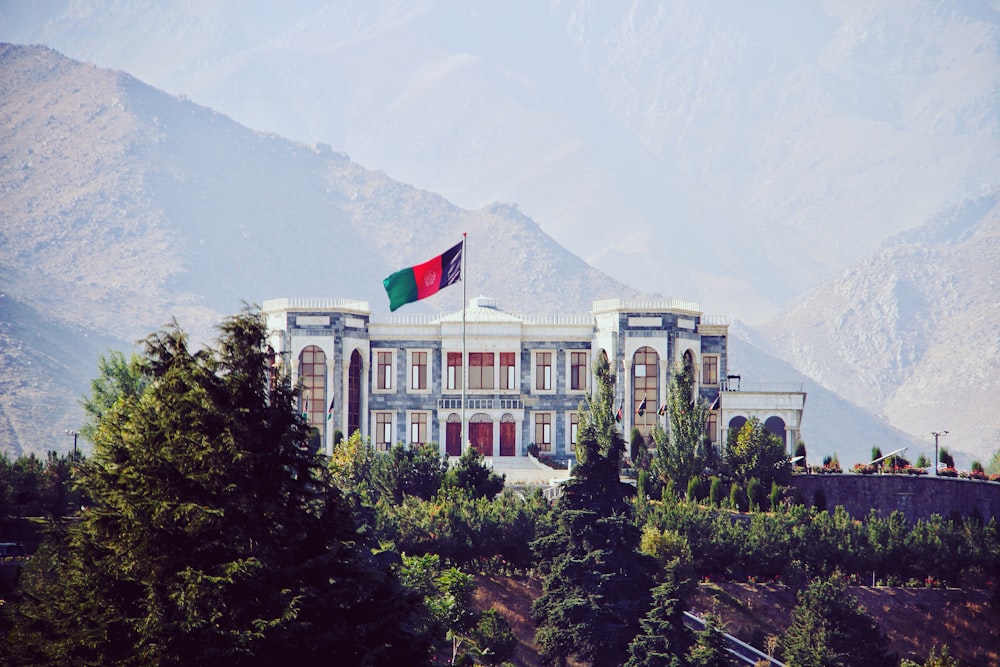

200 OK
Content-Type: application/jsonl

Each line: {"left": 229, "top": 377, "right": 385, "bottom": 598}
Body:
{"left": 931, "top": 430, "right": 949, "bottom": 475}
{"left": 65, "top": 429, "right": 79, "bottom": 460}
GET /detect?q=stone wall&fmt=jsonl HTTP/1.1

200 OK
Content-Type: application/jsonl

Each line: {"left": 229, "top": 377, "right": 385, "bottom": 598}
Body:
{"left": 790, "top": 474, "right": 1000, "bottom": 523}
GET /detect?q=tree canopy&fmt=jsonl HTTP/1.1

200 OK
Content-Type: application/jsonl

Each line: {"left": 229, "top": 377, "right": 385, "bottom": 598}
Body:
{"left": 2, "top": 308, "right": 430, "bottom": 666}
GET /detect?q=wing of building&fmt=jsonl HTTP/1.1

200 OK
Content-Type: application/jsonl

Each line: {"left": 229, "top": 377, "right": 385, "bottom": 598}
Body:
{"left": 262, "top": 295, "right": 806, "bottom": 460}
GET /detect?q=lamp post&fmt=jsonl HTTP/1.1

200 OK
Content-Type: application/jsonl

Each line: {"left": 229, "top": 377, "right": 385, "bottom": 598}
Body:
{"left": 65, "top": 429, "right": 79, "bottom": 460}
{"left": 931, "top": 430, "right": 948, "bottom": 475}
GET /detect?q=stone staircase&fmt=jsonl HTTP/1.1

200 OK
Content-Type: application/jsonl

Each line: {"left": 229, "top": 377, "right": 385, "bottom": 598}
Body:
{"left": 477, "top": 456, "right": 572, "bottom": 486}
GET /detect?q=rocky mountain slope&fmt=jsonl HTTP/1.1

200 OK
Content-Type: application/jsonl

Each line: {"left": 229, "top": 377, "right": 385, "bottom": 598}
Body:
{"left": 760, "top": 195, "right": 1000, "bottom": 464}
{"left": 0, "top": 43, "right": 640, "bottom": 456}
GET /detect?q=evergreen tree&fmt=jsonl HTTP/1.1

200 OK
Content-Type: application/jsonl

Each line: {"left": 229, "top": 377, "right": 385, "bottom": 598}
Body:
{"left": 532, "top": 353, "right": 656, "bottom": 667}
{"left": 688, "top": 614, "right": 733, "bottom": 667}
{"left": 371, "top": 442, "right": 447, "bottom": 504}
{"left": 1, "top": 309, "right": 430, "bottom": 666}
{"left": 442, "top": 446, "right": 505, "bottom": 500}
{"left": 653, "top": 360, "right": 711, "bottom": 493}
{"left": 781, "top": 574, "right": 895, "bottom": 667}
{"left": 625, "top": 570, "right": 694, "bottom": 667}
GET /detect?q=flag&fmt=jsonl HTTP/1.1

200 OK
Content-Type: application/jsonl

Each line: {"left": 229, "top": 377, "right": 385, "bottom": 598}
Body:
{"left": 383, "top": 240, "right": 463, "bottom": 311}
{"left": 658, "top": 403, "right": 667, "bottom": 416}
{"left": 327, "top": 398, "right": 335, "bottom": 421}
{"left": 636, "top": 397, "right": 647, "bottom": 417}
{"left": 615, "top": 400, "right": 623, "bottom": 423}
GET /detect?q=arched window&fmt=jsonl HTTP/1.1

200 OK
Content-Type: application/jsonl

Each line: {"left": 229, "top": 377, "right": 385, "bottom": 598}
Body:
{"left": 299, "top": 346, "right": 327, "bottom": 446}
{"left": 633, "top": 346, "right": 659, "bottom": 436}
{"left": 764, "top": 416, "right": 786, "bottom": 448}
{"left": 727, "top": 416, "right": 748, "bottom": 447}
{"left": 348, "top": 350, "right": 362, "bottom": 438}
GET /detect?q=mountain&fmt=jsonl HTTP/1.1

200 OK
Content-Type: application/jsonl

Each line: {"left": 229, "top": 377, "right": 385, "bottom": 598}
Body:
{"left": 0, "top": 43, "right": 641, "bottom": 457}
{"left": 759, "top": 194, "right": 1000, "bottom": 465}
{"left": 4, "top": 1, "right": 997, "bottom": 325}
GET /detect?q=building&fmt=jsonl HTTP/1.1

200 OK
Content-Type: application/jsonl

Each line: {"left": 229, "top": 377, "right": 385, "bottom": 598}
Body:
{"left": 263, "top": 296, "right": 806, "bottom": 459}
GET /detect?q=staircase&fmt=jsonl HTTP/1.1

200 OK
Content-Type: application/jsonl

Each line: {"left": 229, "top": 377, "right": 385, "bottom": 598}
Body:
{"left": 480, "top": 456, "right": 571, "bottom": 486}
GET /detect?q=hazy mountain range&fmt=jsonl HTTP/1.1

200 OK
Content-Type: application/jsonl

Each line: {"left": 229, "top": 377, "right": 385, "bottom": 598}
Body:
{"left": 1, "top": 1, "right": 998, "bottom": 466}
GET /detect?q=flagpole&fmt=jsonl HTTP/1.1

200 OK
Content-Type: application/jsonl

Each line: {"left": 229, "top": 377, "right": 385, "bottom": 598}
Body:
{"left": 461, "top": 232, "right": 467, "bottom": 455}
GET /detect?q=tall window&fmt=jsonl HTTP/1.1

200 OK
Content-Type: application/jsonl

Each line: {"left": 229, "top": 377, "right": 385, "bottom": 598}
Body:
{"left": 569, "top": 413, "right": 579, "bottom": 453}
{"left": 534, "top": 413, "right": 552, "bottom": 452}
{"left": 702, "top": 355, "right": 719, "bottom": 386}
{"left": 705, "top": 412, "right": 718, "bottom": 444}
{"left": 411, "top": 351, "right": 427, "bottom": 390}
{"left": 299, "top": 346, "right": 327, "bottom": 441}
{"left": 447, "top": 352, "right": 463, "bottom": 390}
{"left": 469, "top": 352, "right": 494, "bottom": 390}
{"left": 348, "top": 350, "right": 362, "bottom": 438}
{"left": 410, "top": 412, "right": 428, "bottom": 445}
{"left": 535, "top": 352, "right": 552, "bottom": 391}
{"left": 633, "top": 346, "right": 659, "bottom": 435}
{"left": 377, "top": 351, "right": 392, "bottom": 390}
{"left": 500, "top": 352, "right": 516, "bottom": 390}
{"left": 570, "top": 351, "right": 587, "bottom": 391}
{"left": 376, "top": 412, "right": 392, "bottom": 450}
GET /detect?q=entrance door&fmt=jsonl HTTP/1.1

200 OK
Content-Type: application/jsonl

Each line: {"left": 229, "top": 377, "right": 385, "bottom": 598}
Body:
{"left": 469, "top": 416, "right": 493, "bottom": 457}
{"left": 446, "top": 416, "right": 462, "bottom": 457}
{"left": 499, "top": 415, "right": 515, "bottom": 456}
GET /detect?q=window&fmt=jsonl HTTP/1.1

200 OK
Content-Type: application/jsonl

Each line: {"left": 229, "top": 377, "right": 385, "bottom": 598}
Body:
{"left": 535, "top": 352, "right": 552, "bottom": 391}
{"left": 535, "top": 413, "right": 552, "bottom": 452}
{"left": 702, "top": 355, "right": 719, "bottom": 386}
{"left": 298, "top": 346, "right": 327, "bottom": 435}
{"left": 569, "top": 413, "right": 579, "bottom": 453}
{"left": 410, "top": 412, "right": 428, "bottom": 445}
{"left": 633, "top": 346, "right": 659, "bottom": 435}
{"left": 375, "top": 412, "right": 392, "bottom": 450}
{"left": 705, "top": 412, "right": 718, "bottom": 443}
{"left": 469, "top": 352, "right": 495, "bottom": 390}
{"left": 447, "top": 352, "right": 463, "bottom": 390}
{"left": 377, "top": 351, "right": 392, "bottom": 390}
{"left": 570, "top": 351, "right": 587, "bottom": 391}
{"left": 500, "top": 352, "right": 516, "bottom": 390}
{"left": 348, "top": 350, "right": 362, "bottom": 438}
{"left": 411, "top": 351, "right": 427, "bottom": 390}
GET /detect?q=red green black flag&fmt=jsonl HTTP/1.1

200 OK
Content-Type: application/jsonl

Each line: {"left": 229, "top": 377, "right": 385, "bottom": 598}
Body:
{"left": 383, "top": 241, "right": 463, "bottom": 312}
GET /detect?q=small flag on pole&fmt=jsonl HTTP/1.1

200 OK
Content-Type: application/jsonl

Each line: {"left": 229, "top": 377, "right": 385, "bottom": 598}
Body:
{"left": 383, "top": 240, "right": 463, "bottom": 311}
{"left": 636, "top": 397, "right": 647, "bottom": 417}
{"left": 615, "top": 400, "right": 623, "bottom": 423}
{"left": 327, "top": 398, "right": 335, "bottom": 421}
{"left": 658, "top": 403, "right": 667, "bottom": 416}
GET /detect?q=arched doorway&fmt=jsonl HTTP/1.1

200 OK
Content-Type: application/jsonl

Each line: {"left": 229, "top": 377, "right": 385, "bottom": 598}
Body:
{"left": 446, "top": 413, "right": 462, "bottom": 456}
{"left": 727, "top": 416, "right": 747, "bottom": 447}
{"left": 470, "top": 413, "right": 493, "bottom": 457}
{"left": 500, "top": 413, "right": 516, "bottom": 456}
{"left": 764, "top": 416, "right": 786, "bottom": 450}
{"left": 347, "top": 350, "right": 362, "bottom": 439}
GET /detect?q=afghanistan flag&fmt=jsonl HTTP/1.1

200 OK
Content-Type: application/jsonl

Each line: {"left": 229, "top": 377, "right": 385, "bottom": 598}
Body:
{"left": 636, "top": 397, "right": 647, "bottom": 417}
{"left": 383, "top": 241, "right": 463, "bottom": 311}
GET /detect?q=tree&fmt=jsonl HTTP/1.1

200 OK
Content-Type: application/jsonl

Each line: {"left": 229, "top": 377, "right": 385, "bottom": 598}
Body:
{"left": 442, "top": 447, "right": 505, "bottom": 500}
{"left": 532, "top": 352, "right": 656, "bottom": 667}
{"left": 79, "top": 349, "right": 151, "bottom": 444}
{"left": 781, "top": 574, "right": 895, "bottom": 667}
{"left": 1, "top": 309, "right": 430, "bottom": 666}
{"left": 371, "top": 442, "right": 447, "bottom": 504}
{"left": 471, "top": 609, "right": 517, "bottom": 666}
{"left": 725, "top": 417, "right": 789, "bottom": 489}
{"left": 987, "top": 449, "right": 1000, "bottom": 475}
{"left": 688, "top": 614, "right": 733, "bottom": 667}
{"left": 653, "top": 360, "right": 712, "bottom": 494}
{"left": 625, "top": 569, "right": 694, "bottom": 667}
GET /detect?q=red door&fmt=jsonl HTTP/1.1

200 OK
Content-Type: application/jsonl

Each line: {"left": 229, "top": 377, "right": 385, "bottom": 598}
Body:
{"left": 446, "top": 421, "right": 462, "bottom": 457}
{"left": 500, "top": 420, "right": 515, "bottom": 456}
{"left": 470, "top": 422, "right": 493, "bottom": 457}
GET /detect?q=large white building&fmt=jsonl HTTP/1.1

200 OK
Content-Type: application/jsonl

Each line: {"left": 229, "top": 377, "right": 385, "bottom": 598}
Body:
{"left": 263, "top": 296, "right": 805, "bottom": 460}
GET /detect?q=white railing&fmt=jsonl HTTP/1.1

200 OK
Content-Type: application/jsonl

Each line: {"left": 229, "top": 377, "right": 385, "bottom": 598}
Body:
{"left": 592, "top": 297, "right": 702, "bottom": 314}
{"left": 263, "top": 297, "right": 369, "bottom": 313}
{"left": 725, "top": 382, "right": 805, "bottom": 393}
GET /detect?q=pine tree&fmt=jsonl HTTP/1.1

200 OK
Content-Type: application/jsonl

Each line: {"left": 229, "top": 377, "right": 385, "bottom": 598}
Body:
{"left": 688, "top": 614, "right": 733, "bottom": 667}
{"left": 531, "top": 353, "right": 656, "bottom": 667}
{"left": 781, "top": 574, "right": 895, "bottom": 667}
{"left": 625, "top": 570, "right": 694, "bottom": 667}
{"left": 2, "top": 309, "right": 430, "bottom": 666}
{"left": 653, "top": 359, "right": 711, "bottom": 494}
